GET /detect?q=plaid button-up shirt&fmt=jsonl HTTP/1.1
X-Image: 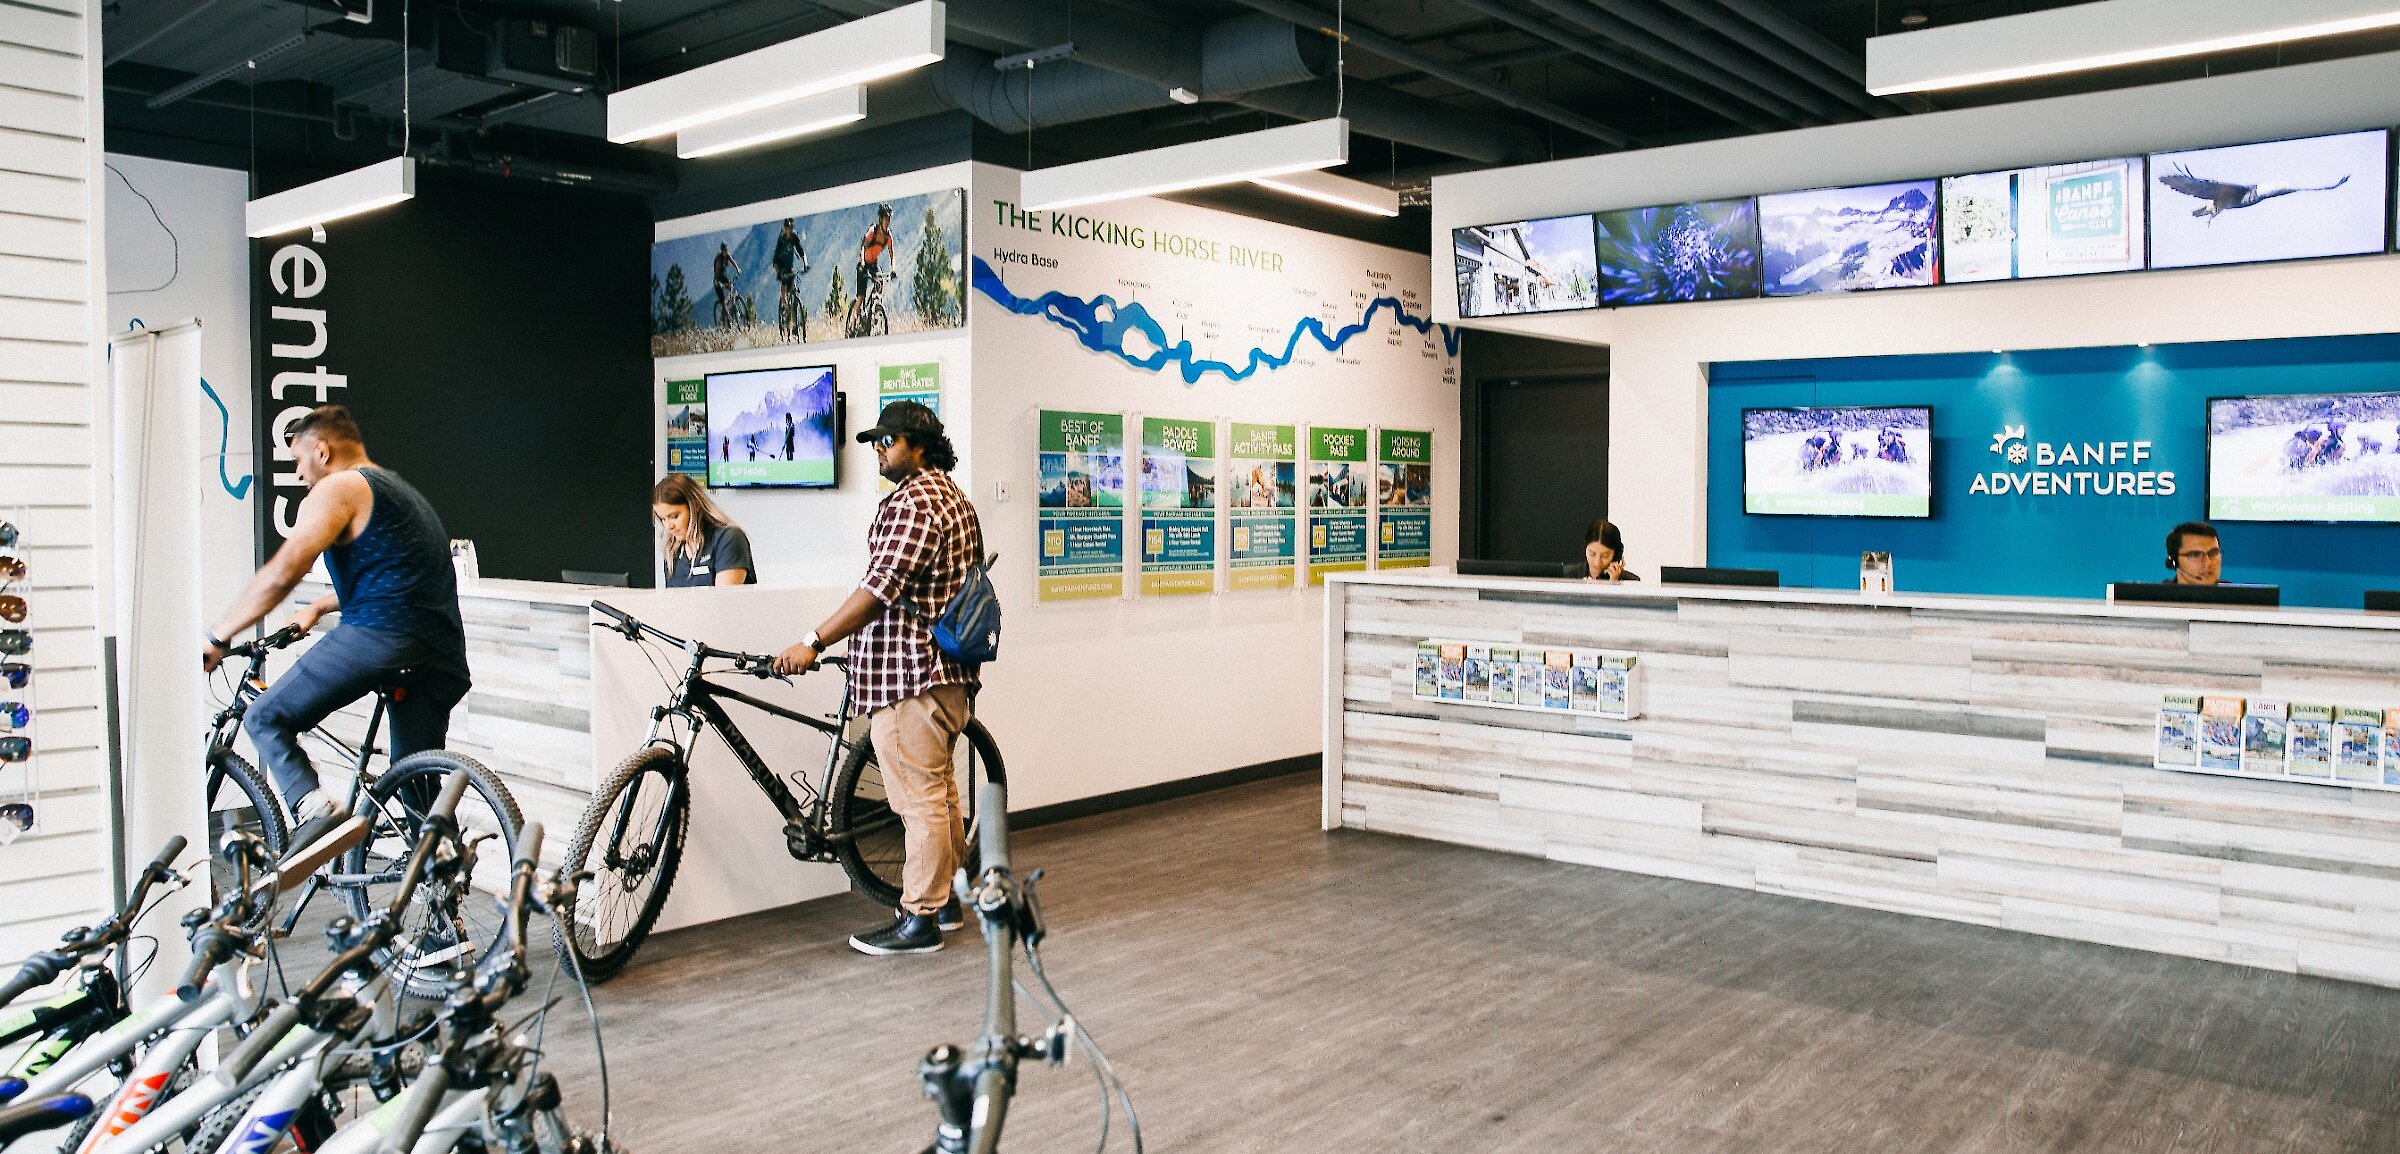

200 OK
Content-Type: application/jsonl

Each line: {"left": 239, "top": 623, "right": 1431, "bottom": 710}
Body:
{"left": 849, "top": 467, "right": 984, "bottom": 713}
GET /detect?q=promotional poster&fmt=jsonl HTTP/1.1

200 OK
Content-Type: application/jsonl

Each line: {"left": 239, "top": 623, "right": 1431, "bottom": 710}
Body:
{"left": 1376, "top": 428, "right": 1433, "bottom": 568}
{"left": 1139, "top": 416, "right": 1217, "bottom": 596}
{"left": 665, "top": 378, "right": 707, "bottom": 477}
{"left": 1038, "top": 410, "right": 1127, "bottom": 601}
{"left": 1307, "top": 425, "right": 1370, "bottom": 583}
{"left": 1227, "top": 422, "right": 1298, "bottom": 590}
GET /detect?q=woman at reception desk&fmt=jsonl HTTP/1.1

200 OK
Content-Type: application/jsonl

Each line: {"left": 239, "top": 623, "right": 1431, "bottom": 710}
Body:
{"left": 1321, "top": 564, "right": 2400, "bottom": 988}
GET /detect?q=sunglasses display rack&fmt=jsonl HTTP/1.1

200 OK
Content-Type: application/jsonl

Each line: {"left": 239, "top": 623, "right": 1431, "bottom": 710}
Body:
{"left": 0, "top": 506, "right": 33, "bottom": 843}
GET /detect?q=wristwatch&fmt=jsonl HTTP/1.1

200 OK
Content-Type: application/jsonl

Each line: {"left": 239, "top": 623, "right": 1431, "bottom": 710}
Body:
{"left": 802, "top": 630, "right": 823, "bottom": 652}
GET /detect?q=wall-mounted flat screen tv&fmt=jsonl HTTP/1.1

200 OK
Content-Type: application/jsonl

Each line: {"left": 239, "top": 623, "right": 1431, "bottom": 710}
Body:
{"left": 2206, "top": 390, "right": 2400, "bottom": 523}
{"left": 1452, "top": 214, "right": 1601, "bottom": 318}
{"left": 1742, "top": 406, "right": 1934, "bottom": 518}
{"left": 2149, "top": 130, "right": 2391, "bottom": 270}
{"left": 1758, "top": 179, "right": 1939, "bottom": 296}
{"left": 1940, "top": 156, "right": 2146, "bottom": 282}
{"left": 706, "top": 365, "right": 841, "bottom": 489}
{"left": 1594, "top": 198, "right": 1762, "bottom": 306}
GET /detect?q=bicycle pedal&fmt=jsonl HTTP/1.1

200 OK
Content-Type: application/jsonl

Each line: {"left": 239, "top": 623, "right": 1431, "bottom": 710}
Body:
{"left": 783, "top": 823, "right": 822, "bottom": 860}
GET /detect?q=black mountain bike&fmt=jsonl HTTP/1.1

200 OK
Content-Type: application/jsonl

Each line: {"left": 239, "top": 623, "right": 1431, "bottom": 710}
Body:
{"left": 561, "top": 602, "right": 1005, "bottom": 981}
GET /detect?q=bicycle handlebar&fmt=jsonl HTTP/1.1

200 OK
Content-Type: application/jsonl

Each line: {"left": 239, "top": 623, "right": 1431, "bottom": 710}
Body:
{"left": 223, "top": 625, "right": 305, "bottom": 662}
{"left": 0, "top": 835, "right": 186, "bottom": 1008}
{"left": 589, "top": 600, "right": 844, "bottom": 677}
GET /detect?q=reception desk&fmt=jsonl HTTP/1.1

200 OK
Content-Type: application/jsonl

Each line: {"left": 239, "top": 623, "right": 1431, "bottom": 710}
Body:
{"left": 1324, "top": 572, "right": 2400, "bottom": 987}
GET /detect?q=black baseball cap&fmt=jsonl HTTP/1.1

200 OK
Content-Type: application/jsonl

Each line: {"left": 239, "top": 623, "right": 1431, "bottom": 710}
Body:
{"left": 856, "top": 400, "right": 944, "bottom": 444}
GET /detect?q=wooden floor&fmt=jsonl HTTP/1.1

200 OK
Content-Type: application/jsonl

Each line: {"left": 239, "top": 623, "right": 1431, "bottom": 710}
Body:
{"left": 537, "top": 773, "right": 2400, "bottom": 1153}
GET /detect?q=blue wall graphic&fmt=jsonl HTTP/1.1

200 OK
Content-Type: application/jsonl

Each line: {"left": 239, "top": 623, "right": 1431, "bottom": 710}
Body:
{"left": 970, "top": 256, "right": 1460, "bottom": 385}
{"left": 1707, "top": 333, "right": 2400, "bottom": 608}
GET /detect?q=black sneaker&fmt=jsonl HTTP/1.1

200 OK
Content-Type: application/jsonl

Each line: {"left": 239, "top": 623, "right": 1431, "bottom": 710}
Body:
{"left": 849, "top": 912, "right": 943, "bottom": 956}
{"left": 936, "top": 897, "right": 965, "bottom": 932}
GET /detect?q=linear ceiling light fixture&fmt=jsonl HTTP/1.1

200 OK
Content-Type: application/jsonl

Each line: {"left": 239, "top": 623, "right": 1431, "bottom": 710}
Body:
{"left": 1020, "top": 117, "right": 1350, "bottom": 212}
{"left": 246, "top": 157, "right": 416, "bottom": 237}
{"left": 1250, "top": 168, "right": 1400, "bottom": 217}
{"left": 1866, "top": 0, "right": 2400, "bottom": 95}
{"left": 677, "top": 85, "right": 867, "bottom": 158}
{"left": 607, "top": 0, "right": 942, "bottom": 143}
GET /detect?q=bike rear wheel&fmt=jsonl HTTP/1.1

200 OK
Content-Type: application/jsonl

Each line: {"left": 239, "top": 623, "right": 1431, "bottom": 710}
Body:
{"left": 557, "top": 746, "right": 688, "bottom": 983}
{"left": 337, "top": 751, "right": 524, "bottom": 1000}
{"left": 829, "top": 717, "right": 1005, "bottom": 909}
{"left": 205, "top": 750, "right": 288, "bottom": 900}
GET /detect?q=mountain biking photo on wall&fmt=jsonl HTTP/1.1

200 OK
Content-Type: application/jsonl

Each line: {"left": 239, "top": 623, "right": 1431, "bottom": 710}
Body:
{"left": 648, "top": 186, "right": 966, "bottom": 358}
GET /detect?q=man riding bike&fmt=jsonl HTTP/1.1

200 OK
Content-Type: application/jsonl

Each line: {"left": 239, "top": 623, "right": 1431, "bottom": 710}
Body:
{"left": 848, "top": 203, "right": 896, "bottom": 336}
{"left": 773, "top": 219, "right": 809, "bottom": 341}
{"left": 713, "top": 241, "right": 742, "bottom": 329}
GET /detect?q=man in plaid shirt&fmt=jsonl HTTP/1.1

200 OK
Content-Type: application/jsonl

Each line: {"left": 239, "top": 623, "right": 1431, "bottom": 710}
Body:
{"left": 776, "top": 400, "right": 987, "bottom": 955}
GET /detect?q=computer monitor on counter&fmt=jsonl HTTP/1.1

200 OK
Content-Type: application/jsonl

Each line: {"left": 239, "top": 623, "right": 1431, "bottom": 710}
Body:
{"left": 2110, "top": 582, "right": 2279, "bottom": 608}
{"left": 1659, "top": 566, "right": 1780, "bottom": 588}
{"left": 2366, "top": 590, "right": 2400, "bottom": 612}
{"left": 1457, "top": 558, "right": 1583, "bottom": 579}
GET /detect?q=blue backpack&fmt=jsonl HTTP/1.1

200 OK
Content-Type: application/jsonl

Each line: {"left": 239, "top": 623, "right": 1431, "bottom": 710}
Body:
{"left": 912, "top": 553, "right": 1000, "bottom": 667}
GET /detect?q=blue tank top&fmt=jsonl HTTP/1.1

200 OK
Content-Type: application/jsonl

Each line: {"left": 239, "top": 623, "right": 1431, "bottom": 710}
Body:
{"left": 325, "top": 467, "right": 467, "bottom": 664}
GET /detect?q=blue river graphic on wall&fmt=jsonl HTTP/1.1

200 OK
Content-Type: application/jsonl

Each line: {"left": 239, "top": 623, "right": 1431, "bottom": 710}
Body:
{"left": 970, "top": 256, "right": 1460, "bottom": 385}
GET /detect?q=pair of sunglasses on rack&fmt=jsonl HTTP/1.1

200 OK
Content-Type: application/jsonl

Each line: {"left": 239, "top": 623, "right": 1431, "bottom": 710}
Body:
{"left": 0, "top": 736, "right": 27, "bottom": 762}
{"left": 0, "top": 632, "right": 27, "bottom": 656}
{"left": 1, "top": 663, "right": 24, "bottom": 689}
{"left": 0, "top": 801, "right": 29, "bottom": 839}
{"left": 0, "top": 594, "right": 21, "bottom": 623}
{"left": 0, "top": 555, "right": 22, "bottom": 582}
{"left": 0, "top": 521, "right": 15, "bottom": 547}
{"left": 0, "top": 702, "right": 24, "bottom": 730}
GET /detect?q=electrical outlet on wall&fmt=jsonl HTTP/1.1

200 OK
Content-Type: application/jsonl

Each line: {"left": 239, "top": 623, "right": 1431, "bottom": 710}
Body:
{"left": 992, "top": 481, "right": 1011, "bottom": 503}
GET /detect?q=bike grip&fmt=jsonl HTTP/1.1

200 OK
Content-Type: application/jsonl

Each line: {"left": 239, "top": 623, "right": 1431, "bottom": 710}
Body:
{"left": 218, "top": 1001, "right": 303, "bottom": 1082}
{"left": 0, "top": 955, "right": 62, "bottom": 1009}
{"left": 175, "top": 934, "right": 235, "bottom": 998}
{"left": 430, "top": 768, "right": 472, "bottom": 822}
{"left": 977, "top": 781, "right": 1009, "bottom": 875}
{"left": 380, "top": 1064, "right": 452, "bottom": 1154}
{"left": 589, "top": 601, "right": 631, "bottom": 625}
{"left": 966, "top": 1068, "right": 1009, "bottom": 1154}
{"left": 514, "top": 821, "right": 544, "bottom": 867}
{"left": 146, "top": 836, "right": 189, "bottom": 879}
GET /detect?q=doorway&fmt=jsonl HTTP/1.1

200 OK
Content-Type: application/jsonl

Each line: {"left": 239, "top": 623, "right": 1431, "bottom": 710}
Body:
{"left": 1462, "top": 331, "right": 1611, "bottom": 564}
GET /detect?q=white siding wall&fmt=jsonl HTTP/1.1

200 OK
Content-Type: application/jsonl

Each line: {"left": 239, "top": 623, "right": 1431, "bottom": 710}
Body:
{"left": 1, "top": 0, "right": 112, "bottom": 962}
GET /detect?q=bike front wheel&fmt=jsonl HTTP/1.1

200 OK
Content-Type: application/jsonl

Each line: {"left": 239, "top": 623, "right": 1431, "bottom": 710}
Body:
{"left": 205, "top": 750, "right": 288, "bottom": 901}
{"left": 557, "top": 746, "right": 689, "bottom": 983}
{"left": 829, "top": 716, "right": 1006, "bottom": 909}
{"left": 338, "top": 751, "right": 524, "bottom": 1000}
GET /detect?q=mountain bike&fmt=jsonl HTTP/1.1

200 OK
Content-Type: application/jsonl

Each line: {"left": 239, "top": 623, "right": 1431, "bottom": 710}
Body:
{"left": 559, "top": 602, "right": 1005, "bottom": 982}
{"left": 845, "top": 269, "right": 893, "bottom": 338}
{"left": 204, "top": 625, "right": 524, "bottom": 998}
{"left": 777, "top": 269, "right": 810, "bottom": 342}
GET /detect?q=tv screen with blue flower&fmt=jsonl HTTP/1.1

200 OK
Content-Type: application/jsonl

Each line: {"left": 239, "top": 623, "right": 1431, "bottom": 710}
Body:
{"left": 1594, "top": 198, "right": 1762, "bottom": 307}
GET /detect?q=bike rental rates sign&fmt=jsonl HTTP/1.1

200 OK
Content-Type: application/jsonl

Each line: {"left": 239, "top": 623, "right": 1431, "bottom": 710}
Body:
{"left": 1139, "top": 416, "right": 1216, "bottom": 596}
{"left": 1038, "top": 410, "right": 1127, "bottom": 601}
{"left": 1375, "top": 428, "right": 1432, "bottom": 568}
{"left": 1227, "top": 422, "right": 1298, "bottom": 590}
{"left": 1307, "top": 425, "right": 1370, "bottom": 584}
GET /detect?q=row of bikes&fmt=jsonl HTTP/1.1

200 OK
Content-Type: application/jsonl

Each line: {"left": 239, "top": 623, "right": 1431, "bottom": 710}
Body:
{"left": 7, "top": 602, "right": 1131, "bottom": 1152}
{"left": 716, "top": 268, "right": 896, "bottom": 342}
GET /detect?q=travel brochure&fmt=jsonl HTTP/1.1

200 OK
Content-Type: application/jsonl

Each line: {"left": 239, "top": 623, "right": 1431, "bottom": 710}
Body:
{"left": 2156, "top": 692, "right": 2400, "bottom": 789}
{"left": 1414, "top": 639, "right": 1642, "bottom": 721}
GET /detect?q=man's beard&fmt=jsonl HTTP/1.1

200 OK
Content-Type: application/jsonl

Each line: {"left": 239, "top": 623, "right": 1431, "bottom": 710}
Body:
{"left": 879, "top": 459, "right": 917, "bottom": 483}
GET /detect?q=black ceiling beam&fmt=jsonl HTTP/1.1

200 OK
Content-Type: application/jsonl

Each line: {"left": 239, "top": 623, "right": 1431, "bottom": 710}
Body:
{"left": 1653, "top": 0, "right": 1897, "bottom": 117}
{"left": 1449, "top": 0, "right": 1780, "bottom": 132}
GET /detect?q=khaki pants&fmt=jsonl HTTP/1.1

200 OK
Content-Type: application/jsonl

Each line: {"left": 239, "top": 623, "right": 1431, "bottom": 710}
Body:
{"left": 868, "top": 684, "right": 972, "bottom": 915}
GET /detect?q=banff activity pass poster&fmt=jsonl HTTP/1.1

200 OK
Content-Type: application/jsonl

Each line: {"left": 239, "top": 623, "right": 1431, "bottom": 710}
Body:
{"left": 1227, "top": 423, "right": 1298, "bottom": 590}
{"left": 1307, "top": 425, "right": 1369, "bottom": 584}
{"left": 1375, "top": 428, "right": 1432, "bottom": 568}
{"left": 1038, "top": 410, "right": 1127, "bottom": 601}
{"left": 1139, "top": 417, "right": 1217, "bottom": 596}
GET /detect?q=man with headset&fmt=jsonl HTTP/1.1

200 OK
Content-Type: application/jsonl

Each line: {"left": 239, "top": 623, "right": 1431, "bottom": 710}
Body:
{"left": 2165, "top": 521, "right": 2224, "bottom": 586}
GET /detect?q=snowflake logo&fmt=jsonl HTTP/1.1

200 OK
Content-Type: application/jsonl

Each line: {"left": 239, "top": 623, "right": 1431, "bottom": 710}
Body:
{"left": 1990, "top": 424, "right": 2028, "bottom": 460}
{"left": 2006, "top": 442, "right": 2028, "bottom": 464}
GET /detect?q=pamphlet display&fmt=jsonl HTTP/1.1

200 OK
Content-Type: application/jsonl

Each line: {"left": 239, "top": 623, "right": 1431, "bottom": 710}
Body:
{"left": 664, "top": 379, "right": 707, "bottom": 477}
{"left": 706, "top": 365, "right": 839, "bottom": 488}
{"left": 1375, "top": 429, "right": 1432, "bottom": 569}
{"left": 2205, "top": 390, "right": 2400, "bottom": 524}
{"left": 2156, "top": 691, "right": 2399, "bottom": 789}
{"left": 1306, "top": 426, "right": 1369, "bottom": 584}
{"left": 1138, "top": 417, "right": 1217, "bottom": 596}
{"left": 1037, "top": 410, "right": 1127, "bottom": 601}
{"left": 1226, "top": 422, "right": 1298, "bottom": 590}
{"left": 1414, "top": 639, "right": 1643, "bottom": 721}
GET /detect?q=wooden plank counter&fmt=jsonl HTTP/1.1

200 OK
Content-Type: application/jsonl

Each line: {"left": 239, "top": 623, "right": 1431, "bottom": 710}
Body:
{"left": 1324, "top": 572, "right": 2400, "bottom": 986}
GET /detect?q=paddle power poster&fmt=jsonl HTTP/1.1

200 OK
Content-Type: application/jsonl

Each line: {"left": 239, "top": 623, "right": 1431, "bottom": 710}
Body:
{"left": 1376, "top": 428, "right": 1432, "bottom": 568}
{"left": 1307, "top": 425, "right": 1370, "bottom": 584}
{"left": 1139, "top": 417, "right": 1217, "bottom": 596}
{"left": 1039, "top": 410, "right": 1127, "bottom": 601}
{"left": 1227, "top": 423, "right": 1298, "bottom": 590}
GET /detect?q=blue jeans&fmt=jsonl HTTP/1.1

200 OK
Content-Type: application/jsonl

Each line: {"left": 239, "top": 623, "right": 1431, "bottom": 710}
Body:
{"left": 245, "top": 624, "right": 471, "bottom": 805}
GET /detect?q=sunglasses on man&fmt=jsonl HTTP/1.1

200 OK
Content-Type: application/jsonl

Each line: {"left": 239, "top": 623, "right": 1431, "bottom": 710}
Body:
{"left": 0, "top": 736, "right": 28, "bottom": 762}
{"left": 0, "top": 594, "right": 21, "bottom": 624}
{"left": 0, "top": 632, "right": 26, "bottom": 656}
{"left": 0, "top": 702, "right": 25, "bottom": 730}
{"left": 0, "top": 662, "right": 24, "bottom": 689}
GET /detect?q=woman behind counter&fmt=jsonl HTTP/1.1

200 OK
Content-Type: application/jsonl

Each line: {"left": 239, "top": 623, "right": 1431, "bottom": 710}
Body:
{"left": 1584, "top": 518, "right": 1639, "bottom": 583}
{"left": 653, "top": 474, "right": 756, "bottom": 587}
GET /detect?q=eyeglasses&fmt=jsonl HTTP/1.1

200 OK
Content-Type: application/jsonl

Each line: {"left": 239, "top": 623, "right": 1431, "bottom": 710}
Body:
{"left": 0, "top": 595, "right": 20, "bottom": 624}
{"left": 0, "top": 802, "right": 29, "bottom": 840}
{"left": 0, "top": 632, "right": 28, "bottom": 657}
{"left": 0, "top": 736, "right": 27, "bottom": 762}
{"left": 0, "top": 663, "right": 24, "bottom": 689}
{"left": 0, "top": 555, "right": 21, "bottom": 582}
{"left": 0, "top": 702, "right": 23, "bottom": 729}
{"left": 2177, "top": 548, "right": 2223, "bottom": 561}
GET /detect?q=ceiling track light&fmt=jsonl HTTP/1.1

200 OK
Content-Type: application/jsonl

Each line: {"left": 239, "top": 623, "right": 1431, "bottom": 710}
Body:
{"left": 676, "top": 86, "right": 868, "bottom": 158}
{"left": 607, "top": 0, "right": 943, "bottom": 143}
{"left": 1867, "top": 0, "right": 2400, "bottom": 95}
{"left": 246, "top": 157, "right": 416, "bottom": 237}
{"left": 1020, "top": 118, "right": 1350, "bottom": 212}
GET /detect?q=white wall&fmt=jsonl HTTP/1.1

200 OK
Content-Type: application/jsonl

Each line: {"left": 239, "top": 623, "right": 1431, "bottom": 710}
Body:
{"left": 652, "top": 162, "right": 975, "bottom": 589}
{"left": 967, "top": 163, "right": 1461, "bottom": 809}
{"left": 0, "top": 0, "right": 112, "bottom": 963}
{"left": 1431, "top": 50, "right": 2400, "bottom": 571}
{"left": 103, "top": 153, "right": 253, "bottom": 611}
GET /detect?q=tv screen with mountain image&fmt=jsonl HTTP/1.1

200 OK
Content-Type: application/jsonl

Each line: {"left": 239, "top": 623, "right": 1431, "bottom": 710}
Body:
{"left": 706, "top": 365, "right": 840, "bottom": 488}
{"left": 1743, "top": 406, "right": 1933, "bottom": 518}
{"left": 2149, "top": 130, "right": 2391, "bottom": 270}
{"left": 1758, "top": 180, "right": 1938, "bottom": 296}
{"left": 1453, "top": 214, "right": 1600, "bottom": 318}
{"left": 1594, "top": 198, "right": 1761, "bottom": 306}
{"left": 1940, "top": 156, "right": 2146, "bottom": 282}
{"left": 2207, "top": 391, "right": 2400, "bottom": 523}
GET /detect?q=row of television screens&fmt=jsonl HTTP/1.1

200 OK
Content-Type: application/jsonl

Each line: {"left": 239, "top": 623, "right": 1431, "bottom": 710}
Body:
{"left": 1458, "top": 128, "right": 2399, "bottom": 316}
{"left": 1741, "top": 389, "right": 2400, "bottom": 524}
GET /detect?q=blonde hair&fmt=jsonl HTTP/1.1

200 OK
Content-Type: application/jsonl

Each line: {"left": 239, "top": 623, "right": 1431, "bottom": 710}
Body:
{"left": 651, "top": 474, "right": 737, "bottom": 560}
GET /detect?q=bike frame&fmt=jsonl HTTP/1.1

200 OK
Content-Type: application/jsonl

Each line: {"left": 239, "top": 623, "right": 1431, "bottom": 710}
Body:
{"left": 636, "top": 638, "right": 862, "bottom": 853}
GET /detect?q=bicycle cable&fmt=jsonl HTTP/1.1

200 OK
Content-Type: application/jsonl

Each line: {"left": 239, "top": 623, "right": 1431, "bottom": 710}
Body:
{"left": 1023, "top": 943, "right": 1142, "bottom": 1153}
{"left": 546, "top": 902, "right": 613, "bottom": 1150}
